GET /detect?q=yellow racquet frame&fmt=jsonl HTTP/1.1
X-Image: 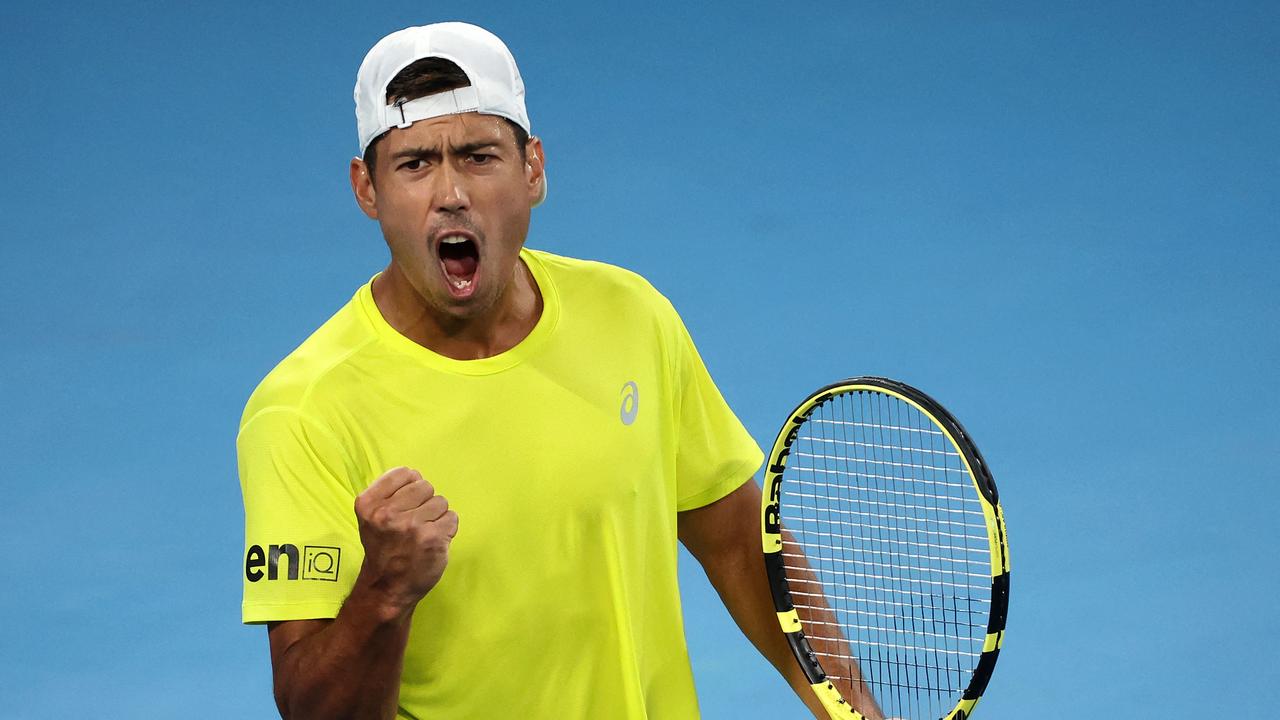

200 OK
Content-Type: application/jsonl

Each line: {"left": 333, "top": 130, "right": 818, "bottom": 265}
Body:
{"left": 759, "top": 377, "right": 1010, "bottom": 720}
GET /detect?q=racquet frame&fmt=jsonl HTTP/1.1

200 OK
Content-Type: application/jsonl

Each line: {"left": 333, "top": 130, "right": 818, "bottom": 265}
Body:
{"left": 759, "top": 377, "right": 1010, "bottom": 720}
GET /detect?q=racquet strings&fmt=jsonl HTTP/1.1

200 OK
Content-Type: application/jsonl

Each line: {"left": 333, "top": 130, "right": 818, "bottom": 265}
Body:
{"left": 780, "top": 390, "right": 990, "bottom": 719}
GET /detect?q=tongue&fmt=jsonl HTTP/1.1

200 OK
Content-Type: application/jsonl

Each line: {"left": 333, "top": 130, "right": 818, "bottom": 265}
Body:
{"left": 443, "top": 256, "right": 478, "bottom": 279}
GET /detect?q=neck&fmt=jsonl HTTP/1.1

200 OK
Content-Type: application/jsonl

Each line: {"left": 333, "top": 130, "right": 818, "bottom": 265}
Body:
{"left": 371, "top": 256, "right": 543, "bottom": 360}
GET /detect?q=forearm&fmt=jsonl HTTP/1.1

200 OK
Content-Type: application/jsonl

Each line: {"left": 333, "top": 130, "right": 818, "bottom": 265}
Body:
{"left": 697, "top": 542, "right": 835, "bottom": 719}
{"left": 681, "top": 481, "right": 882, "bottom": 720}
{"left": 272, "top": 571, "right": 415, "bottom": 720}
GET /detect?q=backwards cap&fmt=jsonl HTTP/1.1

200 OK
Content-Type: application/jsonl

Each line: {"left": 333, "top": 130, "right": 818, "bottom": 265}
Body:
{"left": 354, "top": 22, "right": 545, "bottom": 205}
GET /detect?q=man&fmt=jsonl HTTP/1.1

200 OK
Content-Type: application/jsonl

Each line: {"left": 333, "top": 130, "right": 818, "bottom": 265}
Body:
{"left": 238, "top": 22, "right": 881, "bottom": 719}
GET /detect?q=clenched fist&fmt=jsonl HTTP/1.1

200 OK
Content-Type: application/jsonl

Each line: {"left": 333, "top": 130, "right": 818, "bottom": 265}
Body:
{"left": 354, "top": 467, "right": 459, "bottom": 615}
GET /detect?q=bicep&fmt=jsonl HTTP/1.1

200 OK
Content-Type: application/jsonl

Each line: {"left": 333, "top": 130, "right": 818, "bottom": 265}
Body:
{"left": 677, "top": 478, "right": 760, "bottom": 566}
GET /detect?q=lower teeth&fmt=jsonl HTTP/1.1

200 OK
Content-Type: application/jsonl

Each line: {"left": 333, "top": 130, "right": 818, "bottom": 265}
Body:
{"left": 452, "top": 278, "right": 472, "bottom": 289}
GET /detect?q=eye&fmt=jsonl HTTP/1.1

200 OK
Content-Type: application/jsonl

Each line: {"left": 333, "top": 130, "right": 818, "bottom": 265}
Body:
{"left": 469, "top": 153, "right": 494, "bottom": 165}
{"left": 399, "top": 159, "right": 424, "bottom": 171}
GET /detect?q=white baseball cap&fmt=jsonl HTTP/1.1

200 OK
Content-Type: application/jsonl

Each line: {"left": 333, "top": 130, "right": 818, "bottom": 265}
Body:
{"left": 354, "top": 22, "right": 546, "bottom": 206}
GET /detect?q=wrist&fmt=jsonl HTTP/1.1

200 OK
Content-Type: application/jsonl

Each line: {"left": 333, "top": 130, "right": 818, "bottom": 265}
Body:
{"left": 347, "top": 566, "right": 421, "bottom": 625}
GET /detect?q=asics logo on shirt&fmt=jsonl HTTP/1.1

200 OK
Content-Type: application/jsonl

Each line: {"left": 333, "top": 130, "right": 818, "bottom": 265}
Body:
{"left": 620, "top": 381, "right": 639, "bottom": 425}
{"left": 245, "top": 543, "right": 341, "bottom": 582}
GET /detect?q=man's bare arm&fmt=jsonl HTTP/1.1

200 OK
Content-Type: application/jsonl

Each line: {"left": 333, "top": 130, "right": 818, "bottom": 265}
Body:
{"left": 678, "top": 479, "right": 883, "bottom": 720}
{"left": 266, "top": 467, "right": 458, "bottom": 720}
{"left": 267, "top": 584, "right": 412, "bottom": 719}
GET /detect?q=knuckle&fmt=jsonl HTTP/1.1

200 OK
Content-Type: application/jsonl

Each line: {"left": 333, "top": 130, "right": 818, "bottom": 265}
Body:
{"left": 438, "top": 511, "right": 460, "bottom": 538}
{"left": 413, "top": 524, "right": 437, "bottom": 546}
{"left": 369, "top": 505, "right": 394, "bottom": 527}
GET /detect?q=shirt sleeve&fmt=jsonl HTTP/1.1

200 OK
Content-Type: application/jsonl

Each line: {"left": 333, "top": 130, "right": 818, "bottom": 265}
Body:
{"left": 237, "top": 407, "right": 364, "bottom": 623}
{"left": 668, "top": 311, "right": 764, "bottom": 512}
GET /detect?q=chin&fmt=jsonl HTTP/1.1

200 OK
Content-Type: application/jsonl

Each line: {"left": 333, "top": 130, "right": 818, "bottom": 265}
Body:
{"left": 432, "top": 287, "right": 493, "bottom": 318}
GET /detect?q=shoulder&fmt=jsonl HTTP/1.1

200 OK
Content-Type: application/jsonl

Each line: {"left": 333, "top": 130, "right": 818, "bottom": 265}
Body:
{"left": 526, "top": 247, "right": 679, "bottom": 320}
{"left": 527, "top": 248, "right": 692, "bottom": 382}
{"left": 239, "top": 288, "right": 376, "bottom": 431}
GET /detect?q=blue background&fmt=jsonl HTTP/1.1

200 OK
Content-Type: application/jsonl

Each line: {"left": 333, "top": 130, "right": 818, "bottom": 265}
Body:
{"left": 2, "top": 1, "right": 1277, "bottom": 717}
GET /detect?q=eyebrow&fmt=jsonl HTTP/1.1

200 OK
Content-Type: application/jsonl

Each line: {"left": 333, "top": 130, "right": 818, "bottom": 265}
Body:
{"left": 390, "top": 141, "right": 503, "bottom": 160}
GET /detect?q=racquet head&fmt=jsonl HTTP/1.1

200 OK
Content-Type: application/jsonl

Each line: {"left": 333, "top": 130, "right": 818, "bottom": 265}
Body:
{"left": 760, "top": 377, "right": 1010, "bottom": 720}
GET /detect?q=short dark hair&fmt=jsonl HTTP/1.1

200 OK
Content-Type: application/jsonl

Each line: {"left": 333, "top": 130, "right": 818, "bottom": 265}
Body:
{"left": 363, "top": 57, "right": 529, "bottom": 184}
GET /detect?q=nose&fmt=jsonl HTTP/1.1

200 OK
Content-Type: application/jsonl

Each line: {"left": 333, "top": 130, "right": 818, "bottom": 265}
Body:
{"left": 432, "top": 159, "right": 469, "bottom": 213}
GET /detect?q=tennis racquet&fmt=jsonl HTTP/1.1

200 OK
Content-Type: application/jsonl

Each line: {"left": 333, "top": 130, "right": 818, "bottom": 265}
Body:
{"left": 760, "top": 377, "right": 1010, "bottom": 720}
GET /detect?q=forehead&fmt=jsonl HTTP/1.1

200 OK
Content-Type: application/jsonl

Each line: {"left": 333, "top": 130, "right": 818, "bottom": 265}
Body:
{"left": 378, "top": 112, "right": 513, "bottom": 151}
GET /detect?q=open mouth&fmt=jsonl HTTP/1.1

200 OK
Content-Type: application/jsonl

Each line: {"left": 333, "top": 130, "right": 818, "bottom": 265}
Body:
{"left": 438, "top": 236, "right": 480, "bottom": 298}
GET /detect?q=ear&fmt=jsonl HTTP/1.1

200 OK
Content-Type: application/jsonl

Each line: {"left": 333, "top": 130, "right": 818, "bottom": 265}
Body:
{"left": 524, "top": 136, "right": 546, "bottom": 206}
{"left": 350, "top": 156, "right": 379, "bottom": 220}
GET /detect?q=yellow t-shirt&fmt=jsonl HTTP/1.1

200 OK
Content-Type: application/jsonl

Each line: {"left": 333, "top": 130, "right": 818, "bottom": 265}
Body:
{"left": 237, "top": 248, "right": 763, "bottom": 719}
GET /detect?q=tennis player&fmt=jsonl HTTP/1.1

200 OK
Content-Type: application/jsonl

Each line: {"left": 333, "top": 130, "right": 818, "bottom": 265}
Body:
{"left": 238, "top": 22, "right": 881, "bottom": 720}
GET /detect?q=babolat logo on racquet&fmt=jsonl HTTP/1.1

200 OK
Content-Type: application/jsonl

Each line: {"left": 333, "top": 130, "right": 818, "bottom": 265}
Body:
{"left": 759, "top": 377, "right": 1010, "bottom": 720}
{"left": 245, "top": 543, "right": 342, "bottom": 582}
{"left": 765, "top": 415, "right": 809, "bottom": 536}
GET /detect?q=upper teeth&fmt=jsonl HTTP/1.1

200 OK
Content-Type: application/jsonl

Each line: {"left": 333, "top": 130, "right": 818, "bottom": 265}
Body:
{"left": 441, "top": 236, "right": 468, "bottom": 244}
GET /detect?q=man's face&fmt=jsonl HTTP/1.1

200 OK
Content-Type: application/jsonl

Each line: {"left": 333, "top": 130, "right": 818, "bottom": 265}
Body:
{"left": 352, "top": 112, "right": 543, "bottom": 322}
